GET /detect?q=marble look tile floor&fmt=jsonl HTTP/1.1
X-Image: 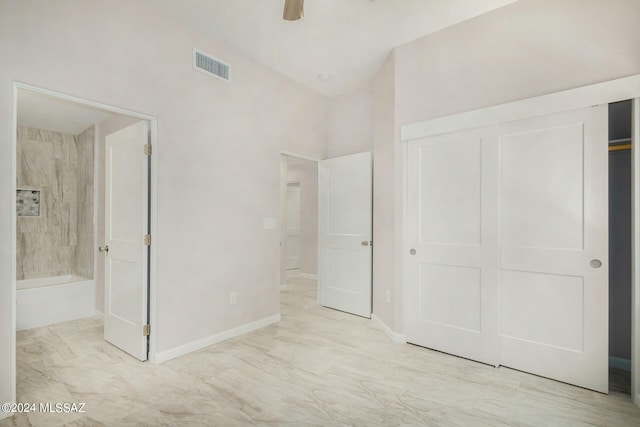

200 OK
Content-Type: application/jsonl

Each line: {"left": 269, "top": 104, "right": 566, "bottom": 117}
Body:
{"left": 2, "top": 274, "right": 640, "bottom": 426}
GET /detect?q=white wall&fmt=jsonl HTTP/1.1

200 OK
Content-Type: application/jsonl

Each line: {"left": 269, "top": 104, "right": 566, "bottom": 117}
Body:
{"left": 394, "top": 0, "right": 640, "bottom": 125}
{"left": 287, "top": 159, "right": 318, "bottom": 276}
{"left": 0, "top": 0, "right": 328, "bottom": 405}
{"left": 371, "top": 53, "right": 397, "bottom": 330}
{"left": 371, "top": 0, "right": 640, "bottom": 335}
{"left": 327, "top": 87, "right": 373, "bottom": 157}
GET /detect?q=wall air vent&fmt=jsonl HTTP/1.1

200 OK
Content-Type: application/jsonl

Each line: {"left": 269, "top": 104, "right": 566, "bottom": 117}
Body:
{"left": 193, "top": 48, "right": 231, "bottom": 82}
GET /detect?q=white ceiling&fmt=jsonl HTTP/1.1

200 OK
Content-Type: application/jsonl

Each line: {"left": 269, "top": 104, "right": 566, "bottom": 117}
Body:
{"left": 17, "top": 90, "right": 113, "bottom": 135}
{"left": 145, "top": 0, "right": 519, "bottom": 98}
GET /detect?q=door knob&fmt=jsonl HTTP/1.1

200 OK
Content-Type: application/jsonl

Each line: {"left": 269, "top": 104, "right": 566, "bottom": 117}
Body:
{"left": 361, "top": 241, "right": 370, "bottom": 247}
{"left": 99, "top": 245, "right": 109, "bottom": 253}
{"left": 409, "top": 249, "right": 416, "bottom": 255}
{"left": 589, "top": 259, "right": 602, "bottom": 268}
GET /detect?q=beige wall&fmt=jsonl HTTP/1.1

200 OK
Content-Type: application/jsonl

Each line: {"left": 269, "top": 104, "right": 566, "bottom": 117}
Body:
{"left": 327, "top": 87, "right": 373, "bottom": 157}
{"left": 371, "top": 0, "right": 640, "bottom": 334}
{"left": 0, "top": 0, "right": 327, "bottom": 404}
{"left": 394, "top": 0, "right": 640, "bottom": 125}
{"left": 371, "top": 53, "right": 397, "bottom": 330}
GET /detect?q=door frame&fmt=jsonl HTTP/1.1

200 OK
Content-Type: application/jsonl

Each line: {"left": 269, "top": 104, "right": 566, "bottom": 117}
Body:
{"left": 400, "top": 74, "right": 640, "bottom": 404}
{"left": 10, "top": 82, "right": 159, "bottom": 402}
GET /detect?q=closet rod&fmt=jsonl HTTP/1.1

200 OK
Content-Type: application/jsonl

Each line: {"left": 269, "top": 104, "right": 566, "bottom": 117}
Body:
{"left": 609, "top": 143, "right": 632, "bottom": 152}
{"left": 609, "top": 137, "right": 632, "bottom": 144}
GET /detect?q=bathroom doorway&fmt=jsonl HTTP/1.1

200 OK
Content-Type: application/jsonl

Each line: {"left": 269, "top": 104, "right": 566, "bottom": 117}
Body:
{"left": 11, "top": 84, "right": 159, "bottom": 401}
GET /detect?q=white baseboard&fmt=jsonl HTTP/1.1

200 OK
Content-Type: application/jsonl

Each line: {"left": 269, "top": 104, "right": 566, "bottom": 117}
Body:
{"left": 371, "top": 313, "right": 406, "bottom": 344}
{"left": 296, "top": 273, "right": 317, "bottom": 279}
{"left": 609, "top": 356, "right": 631, "bottom": 371}
{"left": 154, "top": 314, "right": 281, "bottom": 363}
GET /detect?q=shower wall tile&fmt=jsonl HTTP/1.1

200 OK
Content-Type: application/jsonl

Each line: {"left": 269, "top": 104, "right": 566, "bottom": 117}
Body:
{"left": 75, "top": 232, "right": 93, "bottom": 279}
{"left": 16, "top": 126, "right": 80, "bottom": 280}
{"left": 18, "top": 232, "right": 73, "bottom": 279}
{"left": 16, "top": 130, "right": 22, "bottom": 185}
{"left": 19, "top": 139, "right": 54, "bottom": 187}
{"left": 75, "top": 126, "right": 94, "bottom": 279}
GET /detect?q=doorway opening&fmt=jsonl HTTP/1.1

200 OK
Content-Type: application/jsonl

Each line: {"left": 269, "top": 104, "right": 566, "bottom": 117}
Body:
{"left": 608, "top": 99, "right": 633, "bottom": 395}
{"left": 279, "top": 153, "right": 319, "bottom": 307}
{"left": 11, "top": 84, "right": 158, "bottom": 403}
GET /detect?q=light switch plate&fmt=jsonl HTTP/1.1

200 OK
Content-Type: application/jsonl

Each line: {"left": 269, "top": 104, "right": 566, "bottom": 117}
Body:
{"left": 263, "top": 218, "right": 277, "bottom": 229}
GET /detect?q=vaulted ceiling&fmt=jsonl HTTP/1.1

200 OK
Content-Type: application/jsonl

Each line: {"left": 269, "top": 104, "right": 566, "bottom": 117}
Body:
{"left": 144, "top": 0, "right": 519, "bottom": 97}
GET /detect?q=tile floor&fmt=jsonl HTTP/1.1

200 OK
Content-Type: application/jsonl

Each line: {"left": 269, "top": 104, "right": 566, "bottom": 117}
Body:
{"left": 1, "top": 274, "right": 639, "bottom": 426}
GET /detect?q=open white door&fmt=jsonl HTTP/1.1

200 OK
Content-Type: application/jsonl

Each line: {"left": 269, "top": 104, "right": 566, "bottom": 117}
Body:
{"left": 104, "top": 121, "right": 149, "bottom": 361}
{"left": 406, "top": 106, "right": 608, "bottom": 392}
{"left": 285, "top": 184, "right": 301, "bottom": 270}
{"left": 318, "top": 151, "right": 372, "bottom": 318}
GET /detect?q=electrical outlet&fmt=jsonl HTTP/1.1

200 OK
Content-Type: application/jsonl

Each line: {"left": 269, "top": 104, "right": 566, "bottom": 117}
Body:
{"left": 386, "top": 289, "right": 391, "bottom": 303}
{"left": 229, "top": 292, "right": 237, "bottom": 305}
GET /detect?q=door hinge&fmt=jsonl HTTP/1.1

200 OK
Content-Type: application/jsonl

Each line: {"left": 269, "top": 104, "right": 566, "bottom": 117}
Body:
{"left": 144, "top": 234, "right": 151, "bottom": 246}
{"left": 143, "top": 324, "right": 150, "bottom": 336}
{"left": 144, "top": 144, "right": 152, "bottom": 156}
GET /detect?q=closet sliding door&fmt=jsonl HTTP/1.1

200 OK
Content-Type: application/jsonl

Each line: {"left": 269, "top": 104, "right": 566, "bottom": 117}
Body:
{"left": 498, "top": 106, "right": 608, "bottom": 393}
{"left": 405, "top": 105, "right": 609, "bottom": 393}
{"left": 406, "top": 126, "right": 500, "bottom": 366}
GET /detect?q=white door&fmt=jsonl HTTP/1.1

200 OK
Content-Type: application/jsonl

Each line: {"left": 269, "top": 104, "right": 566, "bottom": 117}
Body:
{"left": 406, "top": 126, "right": 500, "bottom": 366}
{"left": 498, "top": 106, "right": 608, "bottom": 393}
{"left": 286, "top": 184, "right": 301, "bottom": 270}
{"left": 406, "top": 106, "right": 608, "bottom": 393}
{"left": 104, "top": 121, "right": 149, "bottom": 361}
{"left": 318, "top": 151, "right": 372, "bottom": 318}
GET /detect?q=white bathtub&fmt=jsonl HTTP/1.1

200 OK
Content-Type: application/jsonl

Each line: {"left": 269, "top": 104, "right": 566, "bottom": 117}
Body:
{"left": 17, "top": 274, "right": 96, "bottom": 331}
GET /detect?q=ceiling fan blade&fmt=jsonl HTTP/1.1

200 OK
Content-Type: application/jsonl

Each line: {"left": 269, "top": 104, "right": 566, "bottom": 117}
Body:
{"left": 283, "top": 0, "right": 304, "bottom": 21}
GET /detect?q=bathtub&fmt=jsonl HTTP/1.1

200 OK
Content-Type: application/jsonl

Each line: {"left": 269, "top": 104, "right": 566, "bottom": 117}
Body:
{"left": 17, "top": 274, "right": 97, "bottom": 331}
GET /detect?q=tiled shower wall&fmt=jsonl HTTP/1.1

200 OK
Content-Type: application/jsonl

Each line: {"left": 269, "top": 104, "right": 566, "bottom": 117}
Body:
{"left": 16, "top": 126, "right": 94, "bottom": 280}
{"left": 75, "top": 126, "right": 94, "bottom": 279}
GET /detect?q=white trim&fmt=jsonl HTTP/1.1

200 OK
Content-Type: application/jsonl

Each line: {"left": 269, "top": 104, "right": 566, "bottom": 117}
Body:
{"left": 632, "top": 97, "right": 640, "bottom": 405}
{"left": 295, "top": 272, "right": 318, "bottom": 279}
{"left": 11, "top": 83, "right": 160, "bottom": 394}
{"left": 401, "top": 74, "right": 640, "bottom": 141}
{"left": 14, "top": 83, "right": 157, "bottom": 121}
{"left": 610, "top": 356, "right": 632, "bottom": 372}
{"left": 372, "top": 314, "right": 406, "bottom": 344}
{"left": 155, "top": 314, "right": 281, "bottom": 363}
{"left": 280, "top": 151, "right": 320, "bottom": 162}
{"left": 148, "top": 117, "right": 159, "bottom": 363}
{"left": 10, "top": 83, "right": 17, "bottom": 407}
